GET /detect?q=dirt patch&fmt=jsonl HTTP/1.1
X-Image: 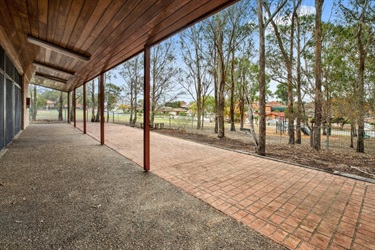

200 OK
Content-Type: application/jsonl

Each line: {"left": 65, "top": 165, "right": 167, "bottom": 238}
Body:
{"left": 156, "top": 129, "right": 375, "bottom": 180}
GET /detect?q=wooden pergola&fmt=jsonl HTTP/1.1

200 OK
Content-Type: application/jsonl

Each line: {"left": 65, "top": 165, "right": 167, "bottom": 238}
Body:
{"left": 0, "top": 0, "right": 238, "bottom": 171}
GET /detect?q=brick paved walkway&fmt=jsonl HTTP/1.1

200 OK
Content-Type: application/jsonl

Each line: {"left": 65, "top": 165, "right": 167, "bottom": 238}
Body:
{"left": 77, "top": 122, "right": 375, "bottom": 250}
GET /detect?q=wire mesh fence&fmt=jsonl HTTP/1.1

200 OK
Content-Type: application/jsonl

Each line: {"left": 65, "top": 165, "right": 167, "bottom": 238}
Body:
{"left": 31, "top": 109, "right": 375, "bottom": 154}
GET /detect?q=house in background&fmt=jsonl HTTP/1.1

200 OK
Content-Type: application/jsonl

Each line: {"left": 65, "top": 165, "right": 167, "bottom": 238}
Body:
{"left": 46, "top": 100, "right": 55, "bottom": 110}
{"left": 159, "top": 107, "right": 187, "bottom": 116}
{"left": 252, "top": 101, "right": 287, "bottom": 120}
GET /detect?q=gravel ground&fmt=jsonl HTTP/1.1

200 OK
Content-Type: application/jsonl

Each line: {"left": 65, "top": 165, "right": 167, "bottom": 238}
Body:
{"left": 0, "top": 124, "right": 285, "bottom": 250}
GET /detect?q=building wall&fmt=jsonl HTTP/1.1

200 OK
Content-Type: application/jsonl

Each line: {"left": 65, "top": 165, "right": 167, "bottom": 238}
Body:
{"left": 0, "top": 45, "right": 23, "bottom": 151}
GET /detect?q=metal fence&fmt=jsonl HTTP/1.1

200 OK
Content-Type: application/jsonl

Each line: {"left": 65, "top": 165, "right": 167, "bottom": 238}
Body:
{"left": 31, "top": 110, "right": 375, "bottom": 155}
{"left": 268, "top": 123, "right": 375, "bottom": 154}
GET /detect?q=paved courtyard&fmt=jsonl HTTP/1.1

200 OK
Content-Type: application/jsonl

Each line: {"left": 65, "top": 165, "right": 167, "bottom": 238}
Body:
{"left": 76, "top": 122, "right": 375, "bottom": 250}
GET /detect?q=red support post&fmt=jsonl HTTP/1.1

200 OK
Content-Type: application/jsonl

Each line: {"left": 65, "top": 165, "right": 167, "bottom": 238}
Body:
{"left": 143, "top": 46, "right": 151, "bottom": 172}
{"left": 67, "top": 92, "right": 70, "bottom": 123}
{"left": 73, "top": 88, "right": 76, "bottom": 127}
{"left": 83, "top": 83, "right": 87, "bottom": 134}
{"left": 100, "top": 73, "right": 105, "bottom": 145}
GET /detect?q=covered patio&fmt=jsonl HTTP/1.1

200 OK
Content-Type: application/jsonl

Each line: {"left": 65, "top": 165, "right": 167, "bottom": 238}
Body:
{"left": 0, "top": 0, "right": 239, "bottom": 171}
{"left": 1, "top": 1, "right": 375, "bottom": 250}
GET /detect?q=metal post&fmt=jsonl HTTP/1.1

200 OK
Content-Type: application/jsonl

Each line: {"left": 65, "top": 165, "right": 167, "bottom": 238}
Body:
{"left": 144, "top": 46, "right": 151, "bottom": 172}
{"left": 67, "top": 92, "right": 70, "bottom": 123}
{"left": 73, "top": 88, "right": 76, "bottom": 127}
{"left": 100, "top": 73, "right": 105, "bottom": 145}
{"left": 83, "top": 83, "right": 86, "bottom": 134}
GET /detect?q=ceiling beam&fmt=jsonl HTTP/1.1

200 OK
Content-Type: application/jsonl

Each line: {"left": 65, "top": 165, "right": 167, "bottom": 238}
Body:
{"left": 27, "top": 36, "right": 90, "bottom": 62}
{"left": 32, "top": 62, "right": 75, "bottom": 77}
{"left": 34, "top": 72, "right": 68, "bottom": 84}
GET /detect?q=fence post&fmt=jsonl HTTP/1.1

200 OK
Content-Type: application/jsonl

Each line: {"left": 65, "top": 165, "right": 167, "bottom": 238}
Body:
{"left": 113, "top": 111, "right": 114, "bottom": 123}
{"left": 169, "top": 116, "right": 171, "bottom": 129}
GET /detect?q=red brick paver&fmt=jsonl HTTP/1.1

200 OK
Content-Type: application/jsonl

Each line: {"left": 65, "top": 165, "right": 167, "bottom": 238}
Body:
{"left": 77, "top": 123, "right": 375, "bottom": 250}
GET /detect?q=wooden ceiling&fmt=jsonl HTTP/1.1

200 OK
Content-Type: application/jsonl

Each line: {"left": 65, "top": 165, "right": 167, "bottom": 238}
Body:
{"left": 0, "top": 0, "right": 238, "bottom": 92}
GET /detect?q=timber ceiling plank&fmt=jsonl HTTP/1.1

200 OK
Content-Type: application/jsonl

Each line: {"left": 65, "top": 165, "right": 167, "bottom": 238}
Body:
{"left": 102, "top": 0, "right": 206, "bottom": 67}
{"left": 27, "top": 0, "right": 39, "bottom": 38}
{"left": 83, "top": 0, "right": 146, "bottom": 58}
{"left": 49, "top": 0, "right": 69, "bottom": 67}
{"left": 53, "top": 0, "right": 72, "bottom": 45}
{"left": 60, "top": 0, "right": 86, "bottom": 47}
{"left": 80, "top": 0, "right": 134, "bottom": 53}
{"left": 75, "top": 0, "right": 179, "bottom": 84}
{"left": 71, "top": 0, "right": 112, "bottom": 51}
{"left": 37, "top": 0, "right": 48, "bottom": 65}
{"left": 0, "top": 1, "right": 32, "bottom": 72}
{"left": 65, "top": 0, "right": 126, "bottom": 72}
{"left": 15, "top": 1, "right": 35, "bottom": 66}
{"left": 65, "top": 0, "right": 98, "bottom": 49}
{"left": 53, "top": 0, "right": 77, "bottom": 70}
{"left": 73, "top": 0, "right": 232, "bottom": 87}
{"left": 37, "top": 0, "right": 48, "bottom": 41}
{"left": 1, "top": 0, "right": 239, "bottom": 92}
{"left": 26, "top": 0, "right": 42, "bottom": 61}
{"left": 59, "top": 0, "right": 97, "bottom": 74}
{"left": 149, "top": 0, "right": 233, "bottom": 45}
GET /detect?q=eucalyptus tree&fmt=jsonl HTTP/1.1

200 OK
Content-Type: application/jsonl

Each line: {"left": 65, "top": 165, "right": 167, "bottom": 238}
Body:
{"left": 105, "top": 83, "right": 122, "bottom": 122}
{"left": 150, "top": 40, "right": 182, "bottom": 124}
{"left": 338, "top": 0, "right": 375, "bottom": 153}
{"left": 256, "top": 0, "right": 287, "bottom": 155}
{"left": 179, "top": 23, "right": 212, "bottom": 129}
{"left": 225, "top": 0, "right": 254, "bottom": 132}
{"left": 312, "top": 0, "right": 324, "bottom": 151}
{"left": 204, "top": 0, "right": 254, "bottom": 137}
{"left": 119, "top": 55, "right": 143, "bottom": 125}
{"left": 264, "top": 0, "right": 302, "bottom": 145}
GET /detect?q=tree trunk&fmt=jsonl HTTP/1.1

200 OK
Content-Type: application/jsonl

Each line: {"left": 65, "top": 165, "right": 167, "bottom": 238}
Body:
{"left": 350, "top": 121, "right": 355, "bottom": 148}
{"left": 247, "top": 98, "right": 259, "bottom": 149}
{"left": 217, "top": 74, "right": 225, "bottom": 138}
{"left": 95, "top": 80, "right": 100, "bottom": 122}
{"left": 230, "top": 49, "right": 236, "bottom": 131}
{"left": 201, "top": 99, "right": 205, "bottom": 129}
{"left": 196, "top": 44, "right": 202, "bottom": 130}
{"left": 151, "top": 104, "right": 155, "bottom": 124}
{"left": 257, "top": 0, "right": 266, "bottom": 155}
{"left": 356, "top": 15, "right": 366, "bottom": 153}
{"left": 32, "top": 85, "right": 37, "bottom": 120}
{"left": 58, "top": 91, "right": 63, "bottom": 121}
{"left": 214, "top": 74, "right": 218, "bottom": 133}
{"left": 196, "top": 95, "right": 202, "bottom": 129}
{"left": 296, "top": 12, "right": 302, "bottom": 144}
{"left": 216, "top": 15, "right": 225, "bottom": 138}
{"left": 287, "top": 69, "right": 295, "bottom": 144}
{"left": 130, "top": 80, "right": 134, "bottom": 124}
{"left": 91, "top": 80, "right": 95, "bottom": 122}
{"left": 106, "top": 107, "right": 109, "bottom": 123}
{"left": 133, "top": 57, "right": 139, "bottom": 125}
{"left": 239, "top": 99, "right": 244, "bottom": 129}
{"left": 313, "top": 0, "right": 323, "bottom": 151}
{"left": 133, "top": 87, "right": 138, "bottom": 124}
